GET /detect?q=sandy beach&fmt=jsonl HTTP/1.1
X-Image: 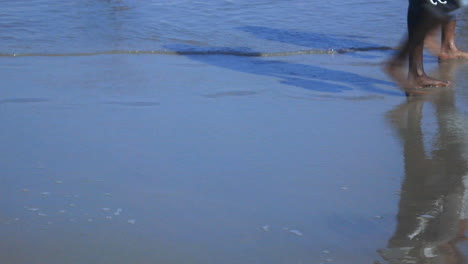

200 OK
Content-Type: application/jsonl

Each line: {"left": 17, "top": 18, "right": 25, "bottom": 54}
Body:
{"left": 0, "top": 50, "right": 467, "bottom": 263}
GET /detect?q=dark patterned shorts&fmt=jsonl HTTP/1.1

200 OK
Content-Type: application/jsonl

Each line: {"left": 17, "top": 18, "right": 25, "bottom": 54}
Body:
{"left": 410, "top": 0, "right": 462, "bottom": 19}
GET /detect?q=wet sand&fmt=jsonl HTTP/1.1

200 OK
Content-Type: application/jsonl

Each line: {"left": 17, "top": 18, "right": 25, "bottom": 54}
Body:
{"left": 0, "top": 52, "right": 467, "bottom": 264}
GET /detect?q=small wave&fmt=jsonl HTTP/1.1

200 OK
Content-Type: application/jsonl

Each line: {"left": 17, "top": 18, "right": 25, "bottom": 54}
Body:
{"left": 0, "top": 46, "right": 394, "bottom": 58}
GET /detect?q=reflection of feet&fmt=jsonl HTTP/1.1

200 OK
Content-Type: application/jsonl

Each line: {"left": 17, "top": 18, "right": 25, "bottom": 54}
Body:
{"left": 404, "top": 88, "right": 431, "bottom": 97}
{"left": 439, "top": 49, "right": 468, "bottom": 60}
{"left": 386, "top": 97, "right": 424, "bottom": 131}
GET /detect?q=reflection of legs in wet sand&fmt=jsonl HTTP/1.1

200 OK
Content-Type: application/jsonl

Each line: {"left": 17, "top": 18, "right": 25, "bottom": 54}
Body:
{"left": 438, "top": 217, "right": 468, "bottom": 264}
{"left": 455, "top": 177, "right": 468, "bottom": 243}
{"left": 381, "top": 84, "right": 468, "bottom": 263}
{"left": 441, "top": 184, "right": 468, "bottom": 263}
{"left": 385, "top": 1, "right": 466, "bottom": 95}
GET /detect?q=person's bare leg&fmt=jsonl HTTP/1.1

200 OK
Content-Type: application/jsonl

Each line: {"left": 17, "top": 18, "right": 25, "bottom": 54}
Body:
{"left": 408, "top": 33, "right": 449, "bottom": 87}
{"left": 439, "top": 20, "right": 468, "bottom": 60}
{"left": 385, "top": 3, "right": 449, "bottom": 93}
{"left": 407, "top": 7, "right": 450, "bottom": 88}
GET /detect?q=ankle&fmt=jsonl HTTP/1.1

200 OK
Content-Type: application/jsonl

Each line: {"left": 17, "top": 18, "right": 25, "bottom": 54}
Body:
{"left": 408, "top": 68, "right": 426, "bottom": 79}
{"left": 441, "top": 42, "right": 459, "bottom": 53}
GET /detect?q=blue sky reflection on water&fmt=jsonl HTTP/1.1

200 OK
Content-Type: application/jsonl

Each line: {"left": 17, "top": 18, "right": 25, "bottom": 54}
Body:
{"left": 0, "top": 0, "right": 407, "bottom": 54}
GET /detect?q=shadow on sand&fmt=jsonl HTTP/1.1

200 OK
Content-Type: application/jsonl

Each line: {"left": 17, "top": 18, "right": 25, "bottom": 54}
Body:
{"left": 165, "top": 45, "right": 400, "bottom": 96}
{"left": 239, "top": 26, "right": 393, "bottom": 56}
{"left": 164, "top": 26, "right": 407, "bottom": 96}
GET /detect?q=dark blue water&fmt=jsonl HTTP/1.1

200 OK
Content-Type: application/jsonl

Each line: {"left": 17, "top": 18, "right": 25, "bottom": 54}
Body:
{"left": 0, "top": 0, "right": 411, "bottom": 55}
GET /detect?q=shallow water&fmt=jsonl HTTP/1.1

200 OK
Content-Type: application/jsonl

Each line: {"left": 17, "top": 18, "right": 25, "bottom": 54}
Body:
{"left": 1, "top": 1, "right": 468, "bottom": 264}
{"left": 1, "top": 0, "right": 466, "bottom": 56}
{"left": 0, "top": 0, "right": 431, "bottom": 55}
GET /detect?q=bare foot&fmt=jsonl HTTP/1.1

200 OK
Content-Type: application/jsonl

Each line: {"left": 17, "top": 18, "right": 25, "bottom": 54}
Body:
{"left": 384, "top": 59, "right": 450, "bottom": 96}
{"left": 439, "top": 48, "right": 468, "bottom": 60}
{"left": 384, "top": 62, "right": 434, "bottom": 96}
{"left": 403, "top": 75, "right": 451, "bottom": 96}
{"left": 409, "top": 74, "right": 451, "bottom": 88}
